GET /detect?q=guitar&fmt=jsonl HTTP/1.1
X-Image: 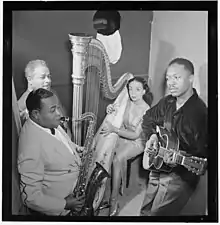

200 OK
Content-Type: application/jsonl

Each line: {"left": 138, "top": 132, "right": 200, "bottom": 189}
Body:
{"left": 142, "top": 126, "right": 207, "bottom": 175}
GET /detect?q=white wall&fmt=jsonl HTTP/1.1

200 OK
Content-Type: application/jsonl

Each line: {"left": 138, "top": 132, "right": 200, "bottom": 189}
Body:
{"left": 149, "top": 11, "right": 208, "bottom": 105}
{"left": 148, "top": 11, "right": 208, "bottom": 215}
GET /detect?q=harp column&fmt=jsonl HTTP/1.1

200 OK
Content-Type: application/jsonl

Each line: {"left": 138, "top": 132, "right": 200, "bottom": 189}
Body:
{"left": 69, "top": 33, "right": 92, "bottom": 145}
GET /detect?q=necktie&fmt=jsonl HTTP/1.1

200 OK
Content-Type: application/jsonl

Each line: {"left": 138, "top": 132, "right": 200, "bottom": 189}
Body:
{"left": 50, "top": 128, "right": 55, "bottom": 135}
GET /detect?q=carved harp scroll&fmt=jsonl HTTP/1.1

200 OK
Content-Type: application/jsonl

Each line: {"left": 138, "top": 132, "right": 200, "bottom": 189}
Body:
{"left": 68, "top": 33, "right": 132, "bottom": 145}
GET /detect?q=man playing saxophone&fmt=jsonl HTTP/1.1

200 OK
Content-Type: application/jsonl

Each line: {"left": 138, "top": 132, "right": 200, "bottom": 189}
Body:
{"left": 17, "top": 88, "right": 85, "bottom": 216}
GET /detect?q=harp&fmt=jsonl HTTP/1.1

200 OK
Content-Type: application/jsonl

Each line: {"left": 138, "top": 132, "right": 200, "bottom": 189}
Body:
{"left": 68, "top": 33, "right": 133, "bottom": 213}
{"left": 68, "top": 33, "right": 133, "bottom": 145}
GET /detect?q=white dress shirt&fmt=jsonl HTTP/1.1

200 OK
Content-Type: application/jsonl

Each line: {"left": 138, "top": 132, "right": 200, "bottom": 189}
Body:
{"left": 29, "top": 119, "right": 73, "bottom": 155}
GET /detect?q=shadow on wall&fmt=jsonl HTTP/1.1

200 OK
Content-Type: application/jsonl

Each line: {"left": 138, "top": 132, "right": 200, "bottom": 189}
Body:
{"left": 152, "top": 40, "right": 175, "bottom": 106}
{"left": 198, "top": 63, "right": 208, "bottom": 105}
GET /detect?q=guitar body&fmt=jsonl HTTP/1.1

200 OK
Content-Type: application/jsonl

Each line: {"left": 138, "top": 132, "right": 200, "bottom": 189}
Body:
{"left": 143, "top": 126, "right": 179, "bottom": 173}
{"left": 143, "top": 154, "right": 173, "bottom": 173}
{"left": 143, "top": 126, "right": 207, "bottom": 175}
{"left": 152, "top": 155, "right": 163, "bottom": 169}
{"left": 143, "top": 152, "right": 166, "bottom": 172}
{"left": 153, "top": 156, "right": 173, "bottom": 172}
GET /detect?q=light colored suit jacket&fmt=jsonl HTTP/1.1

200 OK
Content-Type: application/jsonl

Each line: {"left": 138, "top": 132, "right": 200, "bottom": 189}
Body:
{"left": 17, "top": 119, "right": 81, "bottom": 215}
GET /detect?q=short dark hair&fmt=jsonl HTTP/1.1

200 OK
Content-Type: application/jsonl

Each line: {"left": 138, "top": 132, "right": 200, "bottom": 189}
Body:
{"left": 169, "top": 58, "right": 194, "bottom": 75}
{"left": 26, "top": 88, "right": 54, "bottom": 115}
{"left": 127, "top": 76, "right": 153, "bottom": 107}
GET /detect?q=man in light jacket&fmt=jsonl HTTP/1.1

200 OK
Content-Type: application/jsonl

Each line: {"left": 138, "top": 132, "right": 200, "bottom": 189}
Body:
{"left": 18, "top": 88, "right": 84, "bottom": 216}
{"left": 17, "top": 59, "right": 71, "bottom": 136}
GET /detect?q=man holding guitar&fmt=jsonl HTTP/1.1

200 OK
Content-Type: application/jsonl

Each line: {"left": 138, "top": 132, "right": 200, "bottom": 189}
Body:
{"left": 140, "top": 58, "right": 207, "bottom": 216}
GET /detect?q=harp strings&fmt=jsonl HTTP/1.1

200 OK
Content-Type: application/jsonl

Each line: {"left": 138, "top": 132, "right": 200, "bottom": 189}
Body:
{"left": 83, "top": 44, "right": 103, "bottom": 143}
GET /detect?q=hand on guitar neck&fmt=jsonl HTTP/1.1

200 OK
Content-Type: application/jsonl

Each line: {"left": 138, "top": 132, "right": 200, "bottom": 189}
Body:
{"left": 163, "top": 151, "right": 177, "bottom": 167}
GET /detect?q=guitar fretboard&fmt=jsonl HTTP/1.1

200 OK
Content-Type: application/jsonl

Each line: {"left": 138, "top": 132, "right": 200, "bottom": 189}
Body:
{"left": 153, "top": 126, "right": 207, "bottom": 175}
{"left": 158, "top": 147, "right": 184, "bottom": 165}
{"left": 176, "top": 154, "right": 184, "bottom": 165}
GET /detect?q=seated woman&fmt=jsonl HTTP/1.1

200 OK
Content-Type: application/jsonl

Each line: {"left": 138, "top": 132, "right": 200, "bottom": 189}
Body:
{"left": 17, "top": 59, "right": 71, "bottom": 136}
{"left": 100, "top": 76, "right": 153, "bottom": 216}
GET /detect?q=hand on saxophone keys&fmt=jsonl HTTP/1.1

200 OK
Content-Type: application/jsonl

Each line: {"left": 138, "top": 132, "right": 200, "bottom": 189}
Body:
{"left": 76, "top": 145, "right": 85, "bottom": 158}
{"left": 64, "top": 192, "right": 86, "bottom": 212}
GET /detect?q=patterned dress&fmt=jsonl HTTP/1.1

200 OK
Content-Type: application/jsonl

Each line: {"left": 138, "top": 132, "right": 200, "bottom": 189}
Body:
{"left": 113, "top": 99, "right": 150, "bottom": 193}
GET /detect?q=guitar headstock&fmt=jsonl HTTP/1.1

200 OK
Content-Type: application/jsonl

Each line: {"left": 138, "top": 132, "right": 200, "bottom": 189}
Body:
{"left": 184, "top": 156, "right": 207, "bottom": 176}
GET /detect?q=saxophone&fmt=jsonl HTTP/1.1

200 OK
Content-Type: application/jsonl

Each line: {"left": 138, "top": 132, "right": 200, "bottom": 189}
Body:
{"left": 60, "top": 113, "right": 110, "bottom": 216}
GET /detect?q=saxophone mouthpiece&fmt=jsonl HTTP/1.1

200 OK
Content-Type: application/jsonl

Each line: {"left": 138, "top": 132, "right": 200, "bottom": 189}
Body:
{"left": 60, "top": 116, "right": 70, "bottom": 123}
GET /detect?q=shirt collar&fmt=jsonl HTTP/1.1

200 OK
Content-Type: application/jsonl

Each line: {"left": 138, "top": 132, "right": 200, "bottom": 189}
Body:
{"left": 179, "top": 88, "right": 198, "bottom": 112}
{"left": 168, "top": 88, "right": 198, "bottom": 114}
{"left": 29, "top": 118, "right": 54, "bottom": 135}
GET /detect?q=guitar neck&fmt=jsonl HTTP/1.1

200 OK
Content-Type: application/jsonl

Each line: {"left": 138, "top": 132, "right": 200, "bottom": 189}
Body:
{"left": 175, "top": 154, "right": 185, "bottom": 165}
{"left": 156, "top": 126, "right": 207, "bottom": 175}
{"left": 158, "top": 147, "right": 184, "bottom": 165}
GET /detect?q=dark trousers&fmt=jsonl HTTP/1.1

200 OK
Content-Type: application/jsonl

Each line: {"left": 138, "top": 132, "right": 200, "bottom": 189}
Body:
{"left": 140, "top": 171, "right": 195, "bottom": 216}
